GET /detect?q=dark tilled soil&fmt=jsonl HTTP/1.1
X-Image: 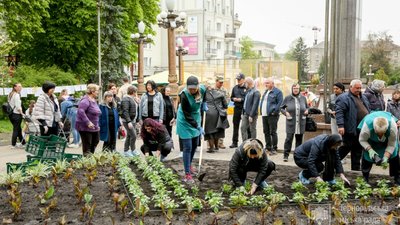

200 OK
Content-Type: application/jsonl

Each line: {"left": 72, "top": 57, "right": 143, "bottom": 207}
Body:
{"left": 0, "top": 159, "right": 398, "bottom": 225}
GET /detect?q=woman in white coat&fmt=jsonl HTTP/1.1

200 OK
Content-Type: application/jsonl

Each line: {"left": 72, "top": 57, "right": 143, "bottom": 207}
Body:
{"left": 33, "top": 82, "right": 63, "bottom": 136}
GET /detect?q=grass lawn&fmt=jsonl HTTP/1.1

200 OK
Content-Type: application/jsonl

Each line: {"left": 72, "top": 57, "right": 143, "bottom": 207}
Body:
{"left": 0, "top": 119, "right": 13, "bottom": 133}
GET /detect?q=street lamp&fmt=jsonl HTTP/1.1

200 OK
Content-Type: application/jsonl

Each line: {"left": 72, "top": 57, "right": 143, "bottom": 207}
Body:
{"left": 131, "top": 21, "right": 153, "bottom": 94}
{"left": 366, "top": 64, "right": 374, "bottom": 84}
{"left": 176, "top": 37, "right": 188, "bottom": 85}
{"left": 156, "top": 0, "right": 186, "bottom": 95}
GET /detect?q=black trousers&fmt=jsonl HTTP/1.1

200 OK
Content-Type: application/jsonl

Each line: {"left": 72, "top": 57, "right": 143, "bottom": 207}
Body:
{"left": 231, "top": 107, "right": 243, "bottom": 145}
{"left": 141, "top": 140, "right": 173, "bottom": 157}
{"left": 103, "top": 122, "right": 116, "bottom": 151}
{"left": 163, "top": 119, "right": 173, "bottom": 137}
{"left": 284, "top": 133, "right": 303, "bottom": 157}
{"left": 235, "top": 160, "right": 275, "bottom": 186}
{"left": 362, "top": 155, "right": 399, "bottom": 178}
{"left": 295, "top": 156, "right": 336, "bottom": 181}
{"left": 39, "top": 124, "right": 59, "bottom": 136}
{"left": 9, "top": 113, "right": 25, "bottom": 146}
{"left": 79, "top": 131, "right": 99, "bottom": 155}
{"left": 262, "top": 115, "right": 279, "bottom": 151}
{"left": 339, "top": 133, "right": 362, "bottom": 171}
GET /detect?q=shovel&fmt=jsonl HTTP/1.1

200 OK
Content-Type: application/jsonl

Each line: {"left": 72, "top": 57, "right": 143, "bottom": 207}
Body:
{"left": 197, "top": 135, "right": 207, "bottom": 182}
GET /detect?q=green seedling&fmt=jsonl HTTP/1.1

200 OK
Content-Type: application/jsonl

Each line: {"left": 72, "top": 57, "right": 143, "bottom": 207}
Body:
{"left": 291, "top": 181, "right": 307, "bottom": 193}
{"left": 73, "top": 179, "right": 89, "bottom": 204}
{"left": 112, "top": 192, "right": 128, "bottom": 216}
{"left": 191, "top": 185, "right": 199, "bottom": 197}
{"left": 346, "top": 202, "right": 357, "bottom": 224}
{"left": 7, "top": 184, "right": 22, "bottom": 220}
{"left": 207, "top": 192, "right": 224, "bottom": 225}
{"left": 85, "top": 169, "right": 98, "bottom": 186}
{"left": 229, "top": 188, "right": 248, "bottom": 221}
{"left": 221, "top": 183, "right": 233, "bottom": 195}
{"left": 63, "top": 167, "right": 74, "bottom": 181}
{"left": 26, "top": 162, "right": 51, "bottom": 188}
{"left": 354, "top": 177, "right": 373, "bottom": 213}
{"left": 107, "top": 176, "right": 120, "bottom": 196}
{"left": 58, "top": 215, "right": 67, "bottom": 225}
{"left": 310, "top": 181, "right": 331, "bottom": 203}
{"left": 374, "top": 179, "right": 391, "bottom": 208}
{"left": 0, "top": 170, "right": 26, "bottom": 189}
{"left": 81, "top": 193, "right": 96, "bottom": 224}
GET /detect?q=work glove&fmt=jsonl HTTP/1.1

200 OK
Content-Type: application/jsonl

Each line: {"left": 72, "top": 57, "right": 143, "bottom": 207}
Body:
{"left": 201, "top": 102, "right": 208, "bottom": 112}
{"left": 381, "top": 156, "right": 389, "bottom": 169}
{"left": 368, "top": 149, "right": 378, "bottom": 160}
{"left": 382, "top": 156, "right": 389, "bottom": 164}
{"left": 197, "top": 126, "right": 205, "bottom": 136}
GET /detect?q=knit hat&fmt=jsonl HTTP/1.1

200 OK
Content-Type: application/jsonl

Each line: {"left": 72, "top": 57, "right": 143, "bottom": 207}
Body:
{"left": 370, "top": 79, "right": 385, "bottom": 93}
{"left": 334, "top": 82, "right": 345, "bottom": 92}
{"left": 42, "top": 82, "right": 56, "bottom": 93}
{"left": 186, "top": 76, "right": 199, "bottom": 89}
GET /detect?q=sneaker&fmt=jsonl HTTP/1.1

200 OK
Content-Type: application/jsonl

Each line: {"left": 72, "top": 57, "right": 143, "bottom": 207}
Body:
{"left": 132, "top": 149, "right": 140, "bottom": 157}
{"left": 298, "top": 171, "right": 310, "bottom": 185}
{"left": 327, "top": 179, "right": 337, "bottom": 185}
{"left": 68, "top": 143, "right": 79, "bottom": 148}
{"left": 270, "top": 150, "right": 277, "bottom": 155}
{"left": 229, "top": 143, "right": 238, "bottom": 148}
{"left": 259, "top": 180, "right": 268, "bottom": 189}
{"left": 183, "top": 173, "right": 195, "bottom": 184}
{"left": 179, "top": 152, "right": 183, "bottom": 157}
{"left": 124, "top": 150, "right": 134, "bottom": 157}
{"left": 11, "top": 145, "right": 17, "bottom": 149}
{"left": 283, "top": 156, "right": 288, "bottom": 162}
{"left": 190, "top": 166, "right": 198, "bottom": 176}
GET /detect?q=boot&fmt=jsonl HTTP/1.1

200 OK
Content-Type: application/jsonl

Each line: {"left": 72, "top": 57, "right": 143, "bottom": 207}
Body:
{"left": 218, "top": 139, "right": 226, "bottom": 149}
{"left": 207, "top": 140, "right": 215, "bottom": 153}
{"left": 362, "top": 172, "right": 369, "bottom": 184}
{"left": 214, "top": 139, "right": 219, "bottom": 151}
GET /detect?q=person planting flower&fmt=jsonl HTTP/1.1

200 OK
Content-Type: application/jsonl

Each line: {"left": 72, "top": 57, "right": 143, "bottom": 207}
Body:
{"left": 140, "top": 118, "right": 173, "bottom": 161}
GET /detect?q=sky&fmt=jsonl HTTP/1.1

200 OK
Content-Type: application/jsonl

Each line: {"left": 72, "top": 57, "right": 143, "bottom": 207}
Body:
{"left": 235, "top": 0, "right": 400, "bottom": 53}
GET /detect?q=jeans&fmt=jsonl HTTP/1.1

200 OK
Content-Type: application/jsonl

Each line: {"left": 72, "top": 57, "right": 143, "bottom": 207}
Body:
{"left": 9, "top": 113, "right": 25, "bottom": 146}
{"left": 181, "top": 136, "right": 199, "bottom": 174}
{"left": 70, "top": 116, "right": 80, "bottom": 144}
{"left": 231, "top": 107, "right": 243, "bottom": 145}
{"left": 339, "top": 133, "right": 362, "bottom": 171}
{"left": 123, "top": 122, "right": 136, "bottom": 152}
{"left": 79, "top": 131, "right": 99, "bottom": 155}
{"left": 262, "top": 115, "right": 279, "bottom": 151}
{"left": 240, "top": 114, "right": 257, "bottom": 142}
{"left": 284, "top": 133, "right": 303, "bottom": 157}
{"left": 294, "top": 155, "right": 336, "bottom": 181}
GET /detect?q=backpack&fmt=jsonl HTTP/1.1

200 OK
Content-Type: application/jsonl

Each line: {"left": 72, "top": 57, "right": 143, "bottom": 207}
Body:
{"left": 2, "top": 102, "right": 14, "bottom": 116}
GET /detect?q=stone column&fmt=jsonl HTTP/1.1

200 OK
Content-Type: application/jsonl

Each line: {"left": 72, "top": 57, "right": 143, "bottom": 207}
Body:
{"left": 329, "top": 0, "right": 362, "bottom": 84}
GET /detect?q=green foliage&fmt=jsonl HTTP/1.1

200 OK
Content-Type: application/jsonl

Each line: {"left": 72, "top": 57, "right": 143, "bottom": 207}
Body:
{"left": 286, "top": 37, "right": 309, "bottom": 81}
{"left": 291, "top": 181, "right": 307, "bottom": 193}
{"left": 240, "top": 36, "right": 260, "bottom": 59}
{"left": 361, "top": 31, "right": 393, "bottom": 77}
{"left": 310, "top": 181, "right": 331, "bottom": 203}
{"left": 374, "top": 68, "right": 390, "bottom": 83}
{"left": 0, "top": 119, "right": 13, "bottom": 132}
{"left": 389, "top": 67, "right": 400, "bottom": 85}
{"left": 11, "top": 65, "right": 80, "bottom": 87}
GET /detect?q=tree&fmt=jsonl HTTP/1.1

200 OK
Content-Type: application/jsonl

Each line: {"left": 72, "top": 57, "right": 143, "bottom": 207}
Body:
{"left": 0, "top": 0, "right": 159, "bottom": 83}
{"left": 374, "top": 68, "right": 389, "bottom": 83}
{"left": 286, "top": 37, "right": 309, "bottom": 82}
{"left": 240, "top": 36, "right": 259, "bottom": 59}
{"left": 361, "top": 32, "right": 393, "bottom": 78}
{"left": 389, "top": 67, "right": 400, "bottom": 85}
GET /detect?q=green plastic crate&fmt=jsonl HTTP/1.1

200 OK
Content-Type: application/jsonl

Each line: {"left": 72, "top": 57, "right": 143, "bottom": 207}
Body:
{"left": 25, "top": 135, "right": 67, "bottom": 159}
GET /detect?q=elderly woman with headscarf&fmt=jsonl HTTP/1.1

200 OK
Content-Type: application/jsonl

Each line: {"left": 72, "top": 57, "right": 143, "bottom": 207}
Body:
{"left": 280, "top": 84, "right": 309, "bottom": 162}
{"left": 229, "top": 138, "right": 276, "bottom": 195}
{"left": 364, "top": 79, "right": 386, "bottom": 111}
{"left": 99, "top": 91, "right": 120, "bottom": 151}
{"left": 294, "top": 134, "right": 350, "bottom": 185}
{"left": 33, "top": 82, "right": 63, "bottom": 136}
{"left": 204, "top": 79, "right": 228, "bottom": 153}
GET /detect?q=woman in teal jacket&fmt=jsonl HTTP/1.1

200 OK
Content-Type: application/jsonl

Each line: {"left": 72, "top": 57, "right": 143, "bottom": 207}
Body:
{"left": 177, "top": 76, "right": 206, "bottom": 183}
{"left": 99, "top": 91, "right": 120, "bottom": 151}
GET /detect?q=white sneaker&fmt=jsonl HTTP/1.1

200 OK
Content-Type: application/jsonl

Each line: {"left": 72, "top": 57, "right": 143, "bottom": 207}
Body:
{"left": 11, "top": 145, "right": 17, "bottom": 149}
{"left": 132, "top": 150, "right": 140, "bottom": 157}
{"left": 124, "top": 150, "right": 134, "bottom": 157}
{"left": 179, "top": 152, "right": 183, "bottom": 157}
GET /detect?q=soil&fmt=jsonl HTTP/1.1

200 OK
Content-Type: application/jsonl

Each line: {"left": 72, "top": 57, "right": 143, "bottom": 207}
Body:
{"left": 0, "top": 158, "right": 399, "bottom": 225}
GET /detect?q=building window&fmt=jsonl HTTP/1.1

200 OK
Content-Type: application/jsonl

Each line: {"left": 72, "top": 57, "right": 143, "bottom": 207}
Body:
{"left": 217, "top": 41, "right": 221, "bottom": 49}
{"left": 226, "top": 43, "right": 229, "bottom": 51}
{"left": 217, "top": 23, "right": 221, "bottom": 32}
{"left": 226, "top": 24, "right": 230, "bottom": 33}
{"left": 207, "top": 40, "right": 211, "bottom": 51}
{"left": 144, "top": 57, "right": 148, "bottom": 67}
{"left": 207, "top": 20, "right": 211, "bottom": 32}
{"left": 258, "top": 50, "right": 262, "bottom": 56}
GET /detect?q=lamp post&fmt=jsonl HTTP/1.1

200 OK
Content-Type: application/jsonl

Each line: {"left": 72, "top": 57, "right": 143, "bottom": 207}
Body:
{"left": 157, "top": 0, "right": 186, "bottom": 96}
{"left": 366, "top": 64, "right": 374, "bottom": 84}
{"left": 176, "top": 37, "right": 188, "bottom": 85}
{"left": 131, "top": 21, "right": 153, "bottom": 95}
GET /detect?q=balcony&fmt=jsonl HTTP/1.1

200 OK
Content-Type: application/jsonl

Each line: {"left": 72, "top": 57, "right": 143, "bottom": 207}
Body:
{"left": 224, "top": 50, "right": 239, "bottom": 58}
{"left": 224, "top": 33, "right": 236, "bottom": 39}
{"left": 205, "top": 48, "right": 217, "bottom": 58}
{"left": 205, "top": 30, "right": 219, "bottom": 39}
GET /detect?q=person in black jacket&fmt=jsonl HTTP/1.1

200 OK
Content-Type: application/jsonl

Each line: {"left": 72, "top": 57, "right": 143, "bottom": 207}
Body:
{"left": 229, "top": 139, "right": 276, "bottom": 195}
{"left": 229, "top": 73, "right": 247, "bottom": 148}
{"left": 294, "top": 134, "right": 350, "bottom": 185}
{"left": 160, "top": 86, "right": 176, "bottom": 137}
{"left": 240, "top": 77, "right": 260, "bottom": 142}
{"left": 140, "top": 118, "right": 173, "bottom": 161}
{"left": 121, "top": 86, "right": 139, "bottom": 157}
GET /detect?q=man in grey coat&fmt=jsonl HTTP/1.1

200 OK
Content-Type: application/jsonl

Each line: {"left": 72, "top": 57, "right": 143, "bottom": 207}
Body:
{"left": 240, "top": 77, "right": 260, "bottom": 142}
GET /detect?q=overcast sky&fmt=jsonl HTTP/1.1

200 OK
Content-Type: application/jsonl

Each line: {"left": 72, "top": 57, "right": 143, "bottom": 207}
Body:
{"left": 235, "top": 0, "right": 400, "bottom": 53}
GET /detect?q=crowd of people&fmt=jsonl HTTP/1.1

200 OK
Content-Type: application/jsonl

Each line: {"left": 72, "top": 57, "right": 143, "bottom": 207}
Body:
{"left": 6, "top": 72, "right": 400, "bottom": 190}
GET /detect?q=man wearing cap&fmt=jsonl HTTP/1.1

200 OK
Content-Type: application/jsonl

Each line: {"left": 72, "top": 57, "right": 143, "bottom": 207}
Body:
{"left": 241, "top": 77, "right": 260, "bottom": 142}
{"left": 259, "top": 77, "right": 283, "bottom": 155}
{"left": 215, "top": 76, "right": 229, "bottom": 149}
{"left": 327, "top": 82, "right": 345, "bottom": 134}
{"left": 336, "top": 79, "right": 370, "bottom": 171}
{"left": 294, "top": 134, "right": 350, "bottom": 185}
{"left": 358, "top": 111, "right": 400, "bottom": 184}
{"left": 229, "top": 73, "right": 247, "bottom": 148}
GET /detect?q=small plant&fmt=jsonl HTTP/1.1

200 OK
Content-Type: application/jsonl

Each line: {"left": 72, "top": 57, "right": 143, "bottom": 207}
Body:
{"left": 310, "top": 181, "right": 331, "bottom": 203}
{"left": 7, "top": 184, "right": 22, "bottom": 220}
{"left": 346, "top": 202, "right": 357, "bottom": 224}
{"left": 63, "top": 167, "right": 74, "bottom": 181}
{"left": 374, "top": 179, "right": 391, "bottom": 208}
{"left": 112, "top": 193, "right": 129, "bottom": 216}
{"left": 221, "top": 183, "right": 233, "bottom": 195}
{"left": 58, "top": 215, "right": 67, "bottom": 225}
{"left": 190, "top": 185, "right": 199, "bottom": 197}
{"left": 354, "top": 177, "right": 373, "bottom": 212}
{"left": 37, "top": 185, "right": 58, "bottom": 224}
{"left": 205, "top": 191, "right": 224, "bottom": 225}
{"left": 81, "top": 193, "right": 96, "bottom": 224}
{"left": 381, "top": 213, "right": 394, "bottom": 225}
{"left": 25, "top": 162, "right": 51, "bottom": 187}
{"left": 85, "top": 169, "right": 98, "bottom": 186}
{"left": 229, "top": 187, "right": 248, "bottom": 220}
{"left": 268, "top": 192, "right": 287, "bottom": 215}
{"left": 0, "top": 170, "right": 26, "bottom": 189}
{"left": 73, "top": 179, "right": 89, "bottom": 204}
{"left": 181, "top": 196, "right": 203, "bottom": 221}
{"left": 51, "top": 159, "right": 69, "bottom": 186}
{"left": 287, "top": 211, "right": 297, "bottom": 225}
{"left": 291, "top": 181, "right": 307, "bottom": 193}
{"left": 249, "top": 195, "right": 268, "bottom": 225}
{"left": 107, "top": 176, "right": 120, "bottom": 196}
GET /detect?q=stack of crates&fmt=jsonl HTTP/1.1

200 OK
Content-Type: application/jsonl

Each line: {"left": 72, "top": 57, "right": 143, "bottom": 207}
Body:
{"left": 7, "top": 135, "right": 81, "bottom": 173}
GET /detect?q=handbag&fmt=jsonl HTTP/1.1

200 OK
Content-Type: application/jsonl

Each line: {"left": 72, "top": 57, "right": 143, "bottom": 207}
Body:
{"left": 305, "top": 116, "right": 317, "bottom": 132}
